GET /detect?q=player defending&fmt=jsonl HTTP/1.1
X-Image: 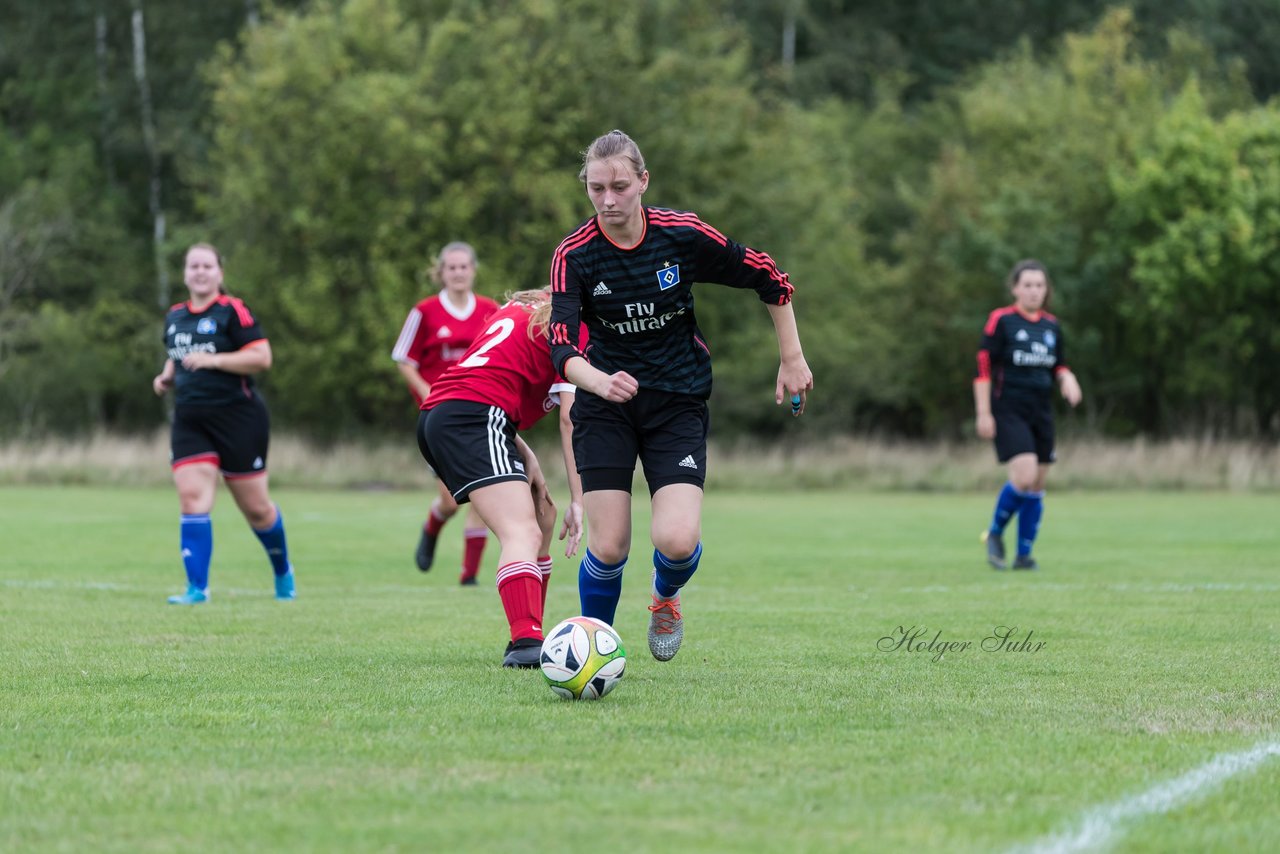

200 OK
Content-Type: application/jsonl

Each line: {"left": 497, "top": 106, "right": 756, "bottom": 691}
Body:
{"left": 417, "top": 288, "right": 584, "bottom": 667}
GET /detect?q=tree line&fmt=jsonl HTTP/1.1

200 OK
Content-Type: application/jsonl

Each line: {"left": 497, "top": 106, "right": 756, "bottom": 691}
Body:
{"left": 3, "top": 0, "right": 1278, "bottom": 441}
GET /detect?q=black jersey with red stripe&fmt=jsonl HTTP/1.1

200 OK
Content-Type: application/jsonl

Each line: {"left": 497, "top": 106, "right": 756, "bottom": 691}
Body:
{"left": 549, "top": 206, "right": 794, "bottom": 399}
{"left": 975, "top": 305, "right": 1068, "bottom": 400}
{"left": 163, "top": 295, "right": 267, "bottom": 406}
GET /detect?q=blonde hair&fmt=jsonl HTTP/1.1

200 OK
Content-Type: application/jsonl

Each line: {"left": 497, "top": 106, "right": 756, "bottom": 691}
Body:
{"left": 578, "top": 129, "right": 646, "bottom": 182}
{"left": 429, "top": 241, "right": 478, "bottom": 286}
{"left": 505, "top": 287, "right": 553, "bottom": 340}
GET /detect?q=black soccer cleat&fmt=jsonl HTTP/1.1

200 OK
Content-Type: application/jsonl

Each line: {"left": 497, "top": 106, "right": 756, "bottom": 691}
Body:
{"left": 502, "top": 637, "right": 542, "bottom": 669}
{"left": 985, "top": 531, "right": 1007, "bottom": 570}
{"left": 415, "top": 529, "right": 437, "bottom": 572}
{"left": 1012, "top": 555, "right": 1039, "bottom": 571}
{"left": 459, "top": 575, "right": 478, "bottom": 587}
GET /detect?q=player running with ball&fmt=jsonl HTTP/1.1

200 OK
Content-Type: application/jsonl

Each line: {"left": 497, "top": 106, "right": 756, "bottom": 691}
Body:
{"left": 549, "top": 129, "right": 813, "bottom": 663}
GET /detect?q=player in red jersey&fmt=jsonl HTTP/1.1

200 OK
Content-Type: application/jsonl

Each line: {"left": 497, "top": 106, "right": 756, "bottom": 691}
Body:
{"left": 417, "top": 288, "right": 584, "bottom": 668}
{"left": 974, "top": 259, "right": 1082, "bottom": 571}
{"left": 152, "top": 243, "right": 295, "bottom": 604}
{"left": 392, "top": 242, "right": 500, "bottom": 584}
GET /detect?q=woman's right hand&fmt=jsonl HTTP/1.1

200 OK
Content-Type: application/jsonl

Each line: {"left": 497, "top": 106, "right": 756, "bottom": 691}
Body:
{"left": 593, "top": 370, "right": 638, "bottom": 403}
{"left": 152, "top": 374, "right": 173, "bottom": 396}
{"left": 975, "top": 413, "right": 995, "bottom": 440}
{"left": 564, "top": 357, "right": 637, "bottom": 403}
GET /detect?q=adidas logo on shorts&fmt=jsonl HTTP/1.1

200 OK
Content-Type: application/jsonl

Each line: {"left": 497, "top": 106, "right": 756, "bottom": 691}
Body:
{"left": 678, "top": 455, "right": 698, "bottom": 470}
{"left": 593, "top": 282, "right": 612, "bottom": 296}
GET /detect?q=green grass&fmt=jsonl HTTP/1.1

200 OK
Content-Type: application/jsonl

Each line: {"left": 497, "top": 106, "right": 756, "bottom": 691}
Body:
{"left": 2, "top": 486, "right": 1277, "bottom": 852}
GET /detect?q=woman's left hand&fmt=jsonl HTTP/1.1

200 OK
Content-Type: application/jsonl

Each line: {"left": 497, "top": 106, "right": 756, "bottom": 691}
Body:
{"left": 776, "top": 356, "right": 814, "bottom": 416}
{"left": 1059, "top": 371, "right": 1082, "bottom": 407}
{"left": 181, "top": 352, "right": 221, "bottom": 371}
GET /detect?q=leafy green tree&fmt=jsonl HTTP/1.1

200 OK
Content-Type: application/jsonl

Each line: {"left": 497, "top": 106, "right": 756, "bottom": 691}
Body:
{"left": 0, "top": 0, "right": 306, "bottom": 435}
{"left": 6, "top": 0, "right": 1280, "bottom": 440}
{"left": 1108, "top": 84, "right": 1280, "bottom": 435}
{"left": 864, "top": 9, "right": 1256, "bottom": 436}
{"left": 730, "top": 0, "right": 1280, "bottom": 105}
{"left": 199, "top": 0, "right": 873, "bottom": 437}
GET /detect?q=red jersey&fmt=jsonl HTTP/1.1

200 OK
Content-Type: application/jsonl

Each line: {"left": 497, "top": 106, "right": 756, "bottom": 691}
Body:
{"left": 423, "top": 299, "right": 583, "bottom": 431}
{"left": 392, "top": 292, "right": 499, "bottom": 402}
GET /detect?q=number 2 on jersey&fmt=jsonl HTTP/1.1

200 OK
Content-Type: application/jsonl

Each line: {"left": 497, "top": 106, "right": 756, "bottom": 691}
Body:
{"left": 458, "top": 317, "right": 515, "bottom": 368}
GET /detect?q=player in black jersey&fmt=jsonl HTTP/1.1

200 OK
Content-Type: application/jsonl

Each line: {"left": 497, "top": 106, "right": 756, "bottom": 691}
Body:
{"left": 974, "top": 259, "right": 1082, "bottom": 571}
{"left": 549, "top": 129, "right": 813, "bottom": 661}
{"left": 152, "top": 243, "right": 296, "bottom": 604}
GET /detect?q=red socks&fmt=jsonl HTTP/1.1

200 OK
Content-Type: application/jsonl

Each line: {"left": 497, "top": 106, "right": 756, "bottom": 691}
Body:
{"left": 496, "top": 561, "right": 544, "bottom": 641}
{"left": 460, "top": 527, "right": 488, "bottom": 583}
{"left": 424, "top": 505, "right": 448, "bottom": 537}
{"left": 537, "top": 555, "right": 552, "bottom": 609}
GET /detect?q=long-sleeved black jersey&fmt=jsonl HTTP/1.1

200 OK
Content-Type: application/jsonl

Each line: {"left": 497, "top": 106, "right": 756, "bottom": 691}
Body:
{"left": 549, "top": 207, "right": 793, "bottom": 399}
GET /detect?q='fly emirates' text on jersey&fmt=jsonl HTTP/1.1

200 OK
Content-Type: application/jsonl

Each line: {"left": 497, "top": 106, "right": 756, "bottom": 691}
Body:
{"left": 548, "top": 207, "right": 794, "bottom": 399}
{"left": 163, "top": 295, "right": 267, "bottom": 406}
{"left": 422, "top": 300, "right": 580, "bottom": 431}
{"left": 976, "top": 305, "right": 1069, "bottom": 401}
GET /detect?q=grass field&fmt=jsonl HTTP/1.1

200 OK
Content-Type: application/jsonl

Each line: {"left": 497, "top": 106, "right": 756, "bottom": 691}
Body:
{"left": 2, "top": 486, "right": 1277, "bottom": 852}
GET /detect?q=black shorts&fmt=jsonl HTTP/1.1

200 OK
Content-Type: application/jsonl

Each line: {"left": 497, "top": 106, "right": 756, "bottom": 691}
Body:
{"left": 992, "top": 395, "right": 1056, "bottom": 464}
{"left": 417, "top": 400, "right": 527, "bottom": 503}
{"left": 171, "top": 396, "right": 270, "bottom": 478}
{"left": 571, "top": 388, "right": 709, "bottom": 496}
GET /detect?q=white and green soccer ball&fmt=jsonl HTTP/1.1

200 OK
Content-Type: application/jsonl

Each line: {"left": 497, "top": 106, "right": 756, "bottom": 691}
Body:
{"left": 540, "top": 616, "right": 626, "bottom": 700}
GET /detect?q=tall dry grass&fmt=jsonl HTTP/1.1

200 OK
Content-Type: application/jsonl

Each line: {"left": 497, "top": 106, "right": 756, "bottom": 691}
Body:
{"left": 708, "top": 436, "right": 1280, "bottom": 491}
{"left": 1, "top": 432, "right": 1277, "bottom": 491}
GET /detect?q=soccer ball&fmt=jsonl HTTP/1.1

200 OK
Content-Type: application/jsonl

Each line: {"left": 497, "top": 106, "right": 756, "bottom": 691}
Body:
{"left": 540, "top": 616, "right": 626, "bottom": 700}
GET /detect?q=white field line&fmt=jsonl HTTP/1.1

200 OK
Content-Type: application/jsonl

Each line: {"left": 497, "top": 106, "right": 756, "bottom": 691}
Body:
{"left": 0, "top": 578, "right": 453, "bottom": 597}
{"left": 1, "top": 578, "right": 272, "bottom": 597}
{"left": 893, "top": 582, "right": 1280, "bottom": 594}
{"left": 1010, "top": 740, "right": 1280, "bottom": 854}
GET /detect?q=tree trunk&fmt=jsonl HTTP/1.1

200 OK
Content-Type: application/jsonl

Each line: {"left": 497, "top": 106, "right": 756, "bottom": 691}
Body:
{"left": 130, "top": 0, "right": 169, "bottom": 308}
{"left": 781, "top": 1, "right": 797, "bottom": 70}
{"left": 95, "top": 9, "right": 116, "bottom": 185}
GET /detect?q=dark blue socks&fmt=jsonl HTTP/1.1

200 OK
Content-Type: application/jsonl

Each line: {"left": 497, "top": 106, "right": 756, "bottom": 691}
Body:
{"left": 989, "top": 482, "right": 1024, "bottom": 536}
{"left": 1017, "top": 492, "right": 1044, "bottom": 557}
{"left": 653, "top": 542, "right": 702, "bottom": 599}
{"left": 990, "top": 483, "right": 1045, "bottom": 557}
{"left": 253, "top": 505, "right": 292, "bottom": 577}
{"left": 579, "top": 549, "right": 626, "bottom": 625}
{"left": 180, "top": 513, "right": 212, "bottom": 591}
{"left": 578, "top": 543, "right": 704, "bottom": 622}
